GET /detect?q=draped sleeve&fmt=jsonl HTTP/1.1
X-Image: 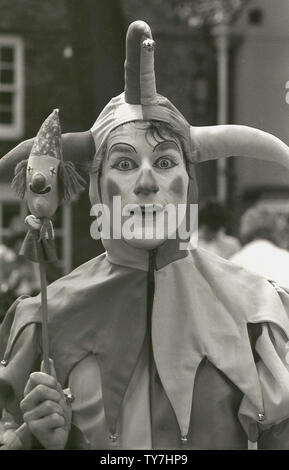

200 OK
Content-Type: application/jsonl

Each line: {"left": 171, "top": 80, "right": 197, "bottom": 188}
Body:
{"left": 0, "top": 297, "right": 90, "bottom": 450}
{"left": 238, "top": 285, "right": 289, "bottom": 448}
{"left": 0, "top": 297, "right": 41, "bottom": 422}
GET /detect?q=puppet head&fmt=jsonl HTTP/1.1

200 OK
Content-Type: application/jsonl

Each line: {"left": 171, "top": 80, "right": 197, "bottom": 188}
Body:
{"left": 12, "top": 109, "right": 86, "bottom": 219}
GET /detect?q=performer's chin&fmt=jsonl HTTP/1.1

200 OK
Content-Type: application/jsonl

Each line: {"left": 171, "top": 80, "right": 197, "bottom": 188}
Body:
{"left": 122, "top": 216, "right": 175, "bottom": 250}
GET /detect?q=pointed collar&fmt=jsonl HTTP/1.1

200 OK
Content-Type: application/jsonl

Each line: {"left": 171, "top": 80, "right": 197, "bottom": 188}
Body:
{"left": 152, "top": 248, "right": 289, "bottom": 437}
{"left": 102, "top": 236, "right": 189, "bottom": 271}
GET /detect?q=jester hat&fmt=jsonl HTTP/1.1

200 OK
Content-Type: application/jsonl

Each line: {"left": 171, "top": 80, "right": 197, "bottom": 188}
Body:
{"left": 1, "top": 21, "right": 289, "bottom": 196}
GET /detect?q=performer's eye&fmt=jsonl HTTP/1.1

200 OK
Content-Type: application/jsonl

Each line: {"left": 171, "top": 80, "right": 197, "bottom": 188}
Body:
{"left": 27, "top": 165, "right": 33, "bottom": 173}
{"left": 50, "top": 167, "right": 56, "bottom": 176}
{"left": 153, "top": 157, "right": 177, "bottom": 169}
{"left": 112, "top": 158, "right": 137, "bottom": 171}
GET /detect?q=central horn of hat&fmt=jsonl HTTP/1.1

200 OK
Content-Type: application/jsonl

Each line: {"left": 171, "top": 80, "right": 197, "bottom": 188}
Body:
{"left": 124, "top": 21, "right": 157, "bottom": 105}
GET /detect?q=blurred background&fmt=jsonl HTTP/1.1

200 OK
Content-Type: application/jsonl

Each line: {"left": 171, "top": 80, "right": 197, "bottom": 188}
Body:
{"left": 0, "top": 0, "right": 289, "bottom": 311}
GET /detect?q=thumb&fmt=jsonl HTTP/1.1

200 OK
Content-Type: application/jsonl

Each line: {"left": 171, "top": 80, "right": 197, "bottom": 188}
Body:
{"left": 40, "top": 358, "right": 57, "bottom": 378}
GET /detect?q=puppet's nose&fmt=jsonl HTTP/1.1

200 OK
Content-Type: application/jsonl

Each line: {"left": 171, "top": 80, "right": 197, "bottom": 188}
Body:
{"left": 134, "top": 169, "right": 159, "bottom": 196}
{"left": 31, "top": 172, "right": 47, "bottom": 192}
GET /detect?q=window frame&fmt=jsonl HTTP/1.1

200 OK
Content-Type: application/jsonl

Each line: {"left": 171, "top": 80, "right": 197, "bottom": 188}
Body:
{"left": 0, "top": 35, "right": 24, "bottom": 139}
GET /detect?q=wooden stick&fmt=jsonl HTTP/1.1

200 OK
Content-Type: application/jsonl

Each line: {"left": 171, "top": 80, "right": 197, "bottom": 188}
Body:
{"left": 9, "top": 239, "right": 51, "bottom": 449}
{"left": 36, "top": 240, "right": 50, "bottom": 375}
{"left": 14, "top": 422, "right": 31, "bottom": 449}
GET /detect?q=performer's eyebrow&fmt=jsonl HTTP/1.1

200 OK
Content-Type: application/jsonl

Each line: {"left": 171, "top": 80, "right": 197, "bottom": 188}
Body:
{"left": 153, "top": 140, "right": 181, "bottom": 153}
{"left": 108, "top": 143, "right": 137, "bottom": 158}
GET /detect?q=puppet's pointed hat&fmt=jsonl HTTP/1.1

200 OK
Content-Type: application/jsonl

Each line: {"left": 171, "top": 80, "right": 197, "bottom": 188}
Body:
{"left": 30, "top": 108, "right": 62, "bottom": 160}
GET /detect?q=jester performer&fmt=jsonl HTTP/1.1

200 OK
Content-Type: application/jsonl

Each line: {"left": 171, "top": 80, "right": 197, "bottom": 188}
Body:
{"left": 1, "top": 21, "right": 289, "bottom": 450}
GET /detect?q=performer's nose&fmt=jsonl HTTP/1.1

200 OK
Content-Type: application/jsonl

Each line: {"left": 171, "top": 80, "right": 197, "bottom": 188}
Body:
{"left": 134, "top": 168, "right": 159, "bottom": 196}
{"left": 31, "top": 172, "right": 47, "bottom": 192}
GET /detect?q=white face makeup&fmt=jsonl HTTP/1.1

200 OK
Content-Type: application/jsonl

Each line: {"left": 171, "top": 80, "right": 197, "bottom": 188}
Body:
{"left": 90, "top": 122, "right": 189, "bottom": 249}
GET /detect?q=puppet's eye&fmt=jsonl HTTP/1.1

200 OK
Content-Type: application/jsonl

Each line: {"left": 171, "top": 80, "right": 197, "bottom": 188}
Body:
{"left": 50, "top": 167, "right": 56, "bottom": 176}
{"left": 27, "top": 166, "right": 33, "bottom": 173}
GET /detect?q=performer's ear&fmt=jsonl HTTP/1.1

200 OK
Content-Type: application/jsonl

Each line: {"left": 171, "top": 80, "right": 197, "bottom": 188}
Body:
{"left": 58, "top": 160, "right": 87, "bottom": 201}
{"left": 11, "top": 159, "right": 28, "bottom": 198}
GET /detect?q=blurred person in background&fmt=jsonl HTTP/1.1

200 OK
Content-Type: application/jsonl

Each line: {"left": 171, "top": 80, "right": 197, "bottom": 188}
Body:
{"left": 0, "top": 243, "right": 18, "bottom": 323}
{"left": 230, "top": 206, "right": 289, "bottom": 289}
{"left": 0, "top": 219, "right": 40, "bottom": 323}
{"left": 198, "top": 200, "right": 241, "bottom": 259}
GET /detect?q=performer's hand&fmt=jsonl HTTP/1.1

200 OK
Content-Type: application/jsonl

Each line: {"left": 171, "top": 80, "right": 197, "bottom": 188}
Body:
{"left": 20, "top": 359, "right": 72, "bottom": 450}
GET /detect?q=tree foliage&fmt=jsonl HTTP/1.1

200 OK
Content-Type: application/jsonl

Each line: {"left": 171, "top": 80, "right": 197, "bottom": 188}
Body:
{"left": 121, "top": 0, "right": 251, "bottom": 29}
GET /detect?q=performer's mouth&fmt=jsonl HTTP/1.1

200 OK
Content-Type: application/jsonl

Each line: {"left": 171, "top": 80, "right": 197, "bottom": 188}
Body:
{"left": 29, "top": 184, "right": 52, "bottom": 195}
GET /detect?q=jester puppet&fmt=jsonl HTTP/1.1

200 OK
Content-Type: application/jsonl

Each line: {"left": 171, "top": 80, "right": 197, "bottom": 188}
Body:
{"left": 1, "top": 21, "right": 289, "bottom": 450}
{"left": 12, "top": 108, "right": 85, "bottom": 264}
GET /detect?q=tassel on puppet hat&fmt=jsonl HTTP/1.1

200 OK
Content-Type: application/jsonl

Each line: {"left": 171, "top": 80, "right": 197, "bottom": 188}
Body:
{"left": 2, "top": 21, "right": 289, "bottom": 189}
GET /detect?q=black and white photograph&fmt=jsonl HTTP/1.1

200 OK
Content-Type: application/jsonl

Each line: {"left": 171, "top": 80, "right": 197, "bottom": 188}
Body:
{"left": 0, "top": 0, "right": 289, "bottom": 456}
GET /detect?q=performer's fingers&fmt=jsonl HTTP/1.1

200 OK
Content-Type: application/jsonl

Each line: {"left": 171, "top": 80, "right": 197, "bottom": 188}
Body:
{"left": 21, "top": 384, "right": 62, "bottom": 414}
{"left": 28, "top": 413, "right": 66, "bottom": 435}
{"left": 41, "top": 360, "right": 66, "bottom": 399}
{"left": 24, "top": 371, "right": 58, "bottom": 397}
{"left": 23, "top": 400, "right": 65, "bottom": 423}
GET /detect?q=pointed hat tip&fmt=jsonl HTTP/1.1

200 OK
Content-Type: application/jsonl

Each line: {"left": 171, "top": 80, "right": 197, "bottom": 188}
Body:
{"left": 125, "top": 20, "right": 157, "bottom": 105}
{"left": 30, "top": 108, "right": 62, "bottom": 160}
{"left": 127, "top": 20, "right": 152, "bottom": 38}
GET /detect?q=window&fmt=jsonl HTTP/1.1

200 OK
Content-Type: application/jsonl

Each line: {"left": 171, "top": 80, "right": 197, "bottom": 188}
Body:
{"left": 0, "top": 36, "right": 24, "bottom": 139}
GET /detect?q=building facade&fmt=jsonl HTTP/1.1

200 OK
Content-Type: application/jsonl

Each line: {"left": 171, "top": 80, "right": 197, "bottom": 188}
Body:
{"left": 233, "top": 0, "right": 289, "bottom": 205}
{"left": 0, "top": 0, "right": 125, "bottom": 275}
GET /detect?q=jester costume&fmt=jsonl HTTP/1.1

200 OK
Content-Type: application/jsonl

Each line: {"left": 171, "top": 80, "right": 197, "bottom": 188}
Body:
{"left": 1, "top": 21, "right": 289, "bottom": 449}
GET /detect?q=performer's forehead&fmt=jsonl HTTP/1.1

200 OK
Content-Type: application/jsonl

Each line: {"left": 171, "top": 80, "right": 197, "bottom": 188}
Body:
{"left": 107, "top": 121, "right": 182, "bottom": 152}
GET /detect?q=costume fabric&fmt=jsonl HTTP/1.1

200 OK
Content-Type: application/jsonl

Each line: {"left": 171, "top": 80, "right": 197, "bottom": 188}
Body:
{"left": 1, "top": 239, "right": 289, "bottom": 449}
